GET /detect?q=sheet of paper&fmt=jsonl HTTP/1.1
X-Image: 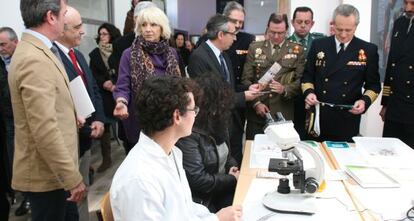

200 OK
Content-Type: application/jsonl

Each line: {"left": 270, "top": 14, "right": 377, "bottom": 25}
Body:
{"left": 250, "top": 134, "right": 283, "bottom": 168}
{"left": 69, "top": 76, "right": 95, "bottom": 118}
{"left": 242, "top": 178, "right": 359, "bottom": 221}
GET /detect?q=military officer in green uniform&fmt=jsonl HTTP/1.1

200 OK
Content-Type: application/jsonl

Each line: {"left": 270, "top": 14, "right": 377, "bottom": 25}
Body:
{"left": 287, "top": 7, "right": 325, "bottom": 55}
{"left": 242, "top": 13, "right": 306, "bottom": 139}
{"left": 287, "top": 6, "right": 325, "bottom": 139}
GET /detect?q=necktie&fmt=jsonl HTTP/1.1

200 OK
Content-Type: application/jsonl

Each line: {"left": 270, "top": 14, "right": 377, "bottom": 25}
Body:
{"left": 219, "top": 53, "right": 229, "bottom": 82}
{"left": 68, "top": 49, "right": 87, "bottom": 85}
{"left": 337, "top": 43, "right": 345, "bottom": 57}
{"left": 272, "top": 44, "right": 280, "bottom": 55}
{"left": 50, "top": 44, "right": 63, "bottom": 64}
{"left": 300, "top": 38, "right": 307, "bottom": 49}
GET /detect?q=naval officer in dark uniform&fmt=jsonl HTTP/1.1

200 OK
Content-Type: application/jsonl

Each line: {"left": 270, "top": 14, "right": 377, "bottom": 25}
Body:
{"left": 301, "top": 4, "right": 381, "bottom": 142}
{"left": 380, "top": 0, "right": 414, "bottom": 148}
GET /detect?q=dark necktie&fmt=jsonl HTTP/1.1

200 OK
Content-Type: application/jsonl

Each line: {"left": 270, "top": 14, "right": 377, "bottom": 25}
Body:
{"left": 219, "top": 53, "right": 229, "bottom": 82}
{"left": 300, "top": 38, "right": 307, "bottom": 49}
{"left": 68, "top": 49, "right": 87, "bottom": 85}
{"left": 273, "top": 44, "right": 280, "bottom": 56}
{"left": 337, "top": 43, "right": 345, "bottom": 57}
{"left": 50, "top": 44, "right": 63, "bottom": 63}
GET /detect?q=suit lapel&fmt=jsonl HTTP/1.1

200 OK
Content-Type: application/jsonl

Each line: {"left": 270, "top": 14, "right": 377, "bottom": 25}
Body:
{"left": 22, "top": 33, "right": 70, "bottom": 86}
{"left": 325, "top": 37, "right": 356, "bottom": 77}
{"left": 57, "top": 46, "right": 79, "bottom": 81}
{"left": 202, "top": 42, "right": 222, "bottom": 76}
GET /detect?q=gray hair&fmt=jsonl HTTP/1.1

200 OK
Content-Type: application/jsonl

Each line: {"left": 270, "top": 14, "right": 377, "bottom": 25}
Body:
{"left": 223, "top": 1, "right": 245, "bottom": 17}
{"left": 205, "top": 14, "right": 230, "bottom": 40}
{"left": 134, "top": 1, "right": 157, "bottom": 17}
{"left": 20, "top": 0, "right": 63, "bottom": 28}
{"left": 332, "top": 4, "right": 360, "bottom": 25}
{"left": 0, "top": 27, "right": 18, "bottom": 41}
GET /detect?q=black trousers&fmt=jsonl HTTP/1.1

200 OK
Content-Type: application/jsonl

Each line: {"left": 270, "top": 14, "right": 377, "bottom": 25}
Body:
{"left": 383, "top": 120, "right": 414, "bottom": 149}
{"left": 229, "top": 108, "right": 245, "bottom": 165}
{"left": 25, "top": 189, "right": 78, "bottom": 221}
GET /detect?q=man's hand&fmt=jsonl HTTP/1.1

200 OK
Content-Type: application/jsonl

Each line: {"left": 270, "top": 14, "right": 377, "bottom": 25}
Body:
{"left": 113, "top": 101, "right": 129, "bottom": 120}
{"left": 379, "top": 106, "right": 386, "bottom": 122}
{"left": 216, "top": 205, "right": 242, "bottom": 221}
{"left": 228, "top": 166, "right": 240, "bottom": 180}
{"left": 103, "top": 80, "right": 114, "bottom": 92}
{"left": 244, "top": 90, "right": 261, "bottom": 101}
{"left": 76, "top": 116, "right": 85, "bottom": 128}
{"left": 67, "top": 182, "right": 86, "bottom": 203}
{"left": 269, "top": 80, "right": 285, "bottom": 94}
{"left": 248, "top": 83, "right": 261, "bottom": 92}
{"left": 254, "top": 103, "right": 270, "bottom": 117}
{"left": 90, "top": 121, "right": 104, "bottom": 138}
{"left": 305, "top": 93, "right": 319, "bottom": 108}
{"left": 349, "top": 99, "right": 365, "bottom": 115}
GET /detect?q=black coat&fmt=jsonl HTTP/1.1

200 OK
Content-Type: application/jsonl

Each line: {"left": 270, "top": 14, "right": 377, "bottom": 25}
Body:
{"left": 187, "top": 41, "right": 246, "bottom": 108}
{"left": 176, "top": 127, "right": 238, "bottom": 211}
{"left": 57, "top": 47, "right": 105, "bottom": 155}
{"left": 381, "top": 15, "right": 414, "bottom": 124}
{"left": 108, "top": 32, "right": 135, "bottom": 76}
{"left": 302, "top": 36, "right": 381, "bottom": 141}
{"left": 89, "top": 48, "right": 116, "bottom": 122}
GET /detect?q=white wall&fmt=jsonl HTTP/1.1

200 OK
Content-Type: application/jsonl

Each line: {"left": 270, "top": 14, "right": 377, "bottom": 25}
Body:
{"left": 113, "top": 0, "right": 130, "bottom": 34}
{"left": 0, "top": 0, "right": 24, "bottom": 38}
{"left": 290, "top": 0, "right": 340, "bottom": 35}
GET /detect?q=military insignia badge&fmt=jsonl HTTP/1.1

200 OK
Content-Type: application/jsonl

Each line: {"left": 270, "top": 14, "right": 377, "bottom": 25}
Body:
{"left": 255, "top": 48, "right": 263, "bottom": 58}
{"left": 293, "top": 45, "right": 300, "bottom": 54}
{"left": 358, "top": 49, "right": 367, "bottom": 62}
{"left": 317, "top": 51, "right": 325, "bottom": 60}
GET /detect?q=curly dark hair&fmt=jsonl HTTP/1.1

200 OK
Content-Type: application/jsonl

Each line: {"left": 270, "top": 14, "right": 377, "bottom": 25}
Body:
{"left": 135, "top": 76, "right": 201, "bottom": 136}
{"left": 193, "top": 72, "right": 235, "bottom": 144}
{"left": 95, "top": 23, "right": 122, "bottom": 44}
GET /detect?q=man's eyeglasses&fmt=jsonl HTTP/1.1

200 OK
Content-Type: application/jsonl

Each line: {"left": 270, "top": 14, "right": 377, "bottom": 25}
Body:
{"left": 223, "top": 30, "right": 239, "bottom": 36}
{"left": 186, "top": 106, "right": 200, "bottom": 116}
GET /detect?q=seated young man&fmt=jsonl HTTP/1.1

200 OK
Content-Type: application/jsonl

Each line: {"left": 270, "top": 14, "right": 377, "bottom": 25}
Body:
{"left": 110, "top": 76, "right": 242, "bottom": 221}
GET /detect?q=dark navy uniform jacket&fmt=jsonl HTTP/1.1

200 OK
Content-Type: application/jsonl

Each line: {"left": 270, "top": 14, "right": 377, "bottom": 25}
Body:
{"left": 302, "top": 35, "right": 381, "bottom": 141}
{"left": 381, "top": 15, "right": 414, "bottom": 124}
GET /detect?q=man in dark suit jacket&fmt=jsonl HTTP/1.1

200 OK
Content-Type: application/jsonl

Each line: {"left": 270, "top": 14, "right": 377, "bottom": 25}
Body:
{"left": 302, "top": 4, "right": 381, "bottom": 142}
{"left": 55, "top": 6, "right": 105, "bottom": 221}
{"left": 222, "top": 1, "right": 256, "bottom": 165}
{"left": 188, "top": 14, "right": 260, "bottom": 166}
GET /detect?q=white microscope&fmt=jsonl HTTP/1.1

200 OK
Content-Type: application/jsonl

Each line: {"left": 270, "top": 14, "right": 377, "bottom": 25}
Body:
{"left": 261, "top": 112, "right": 325, "bottom": 215}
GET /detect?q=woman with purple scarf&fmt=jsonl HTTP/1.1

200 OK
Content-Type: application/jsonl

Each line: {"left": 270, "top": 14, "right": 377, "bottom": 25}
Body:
{"left": 113, "top": 6, "right": 181, "bottom": 151}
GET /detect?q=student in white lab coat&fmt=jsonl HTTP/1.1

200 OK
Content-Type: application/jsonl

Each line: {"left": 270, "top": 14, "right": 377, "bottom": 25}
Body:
{"left": 110, "top": 76, "right": 242, "bottom": 221}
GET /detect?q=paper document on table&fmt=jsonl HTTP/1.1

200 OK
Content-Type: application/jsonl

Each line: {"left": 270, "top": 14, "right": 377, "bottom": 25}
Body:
{"left": 242, "top": 179, "right": 358, "bottom": 221}
{"left": 345, "top": 165, "right": 399, "bottom": 188}
{"left": 69, "top": 76, "right": 95, "bottom": 118}
{"left": 328, "top": 147, "right": 369, "bottom": 169}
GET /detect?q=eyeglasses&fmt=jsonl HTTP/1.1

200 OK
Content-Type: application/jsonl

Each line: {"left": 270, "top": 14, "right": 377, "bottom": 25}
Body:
{"left": 223, "top": 30, "right": 239, "bottom": 36}
{"left": 186, "top": 106, "right": 200, "bottom": 116}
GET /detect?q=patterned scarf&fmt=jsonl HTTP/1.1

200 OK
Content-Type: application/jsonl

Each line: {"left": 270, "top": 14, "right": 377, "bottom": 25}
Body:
{"left": 130, "top": 35, "right": 180, "bottom": 95}
{"left": 98, "top": 42, "right": 113, "bottom": 71}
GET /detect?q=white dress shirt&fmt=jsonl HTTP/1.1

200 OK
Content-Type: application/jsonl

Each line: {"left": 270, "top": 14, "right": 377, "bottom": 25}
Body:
{"left": 110, "top": 132, "right": 218, "bottom": 221}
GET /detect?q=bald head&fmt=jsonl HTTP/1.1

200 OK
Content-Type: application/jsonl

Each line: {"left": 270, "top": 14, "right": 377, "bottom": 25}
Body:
{"left": 57, "top": 6, "right": 84, "bottom": 48}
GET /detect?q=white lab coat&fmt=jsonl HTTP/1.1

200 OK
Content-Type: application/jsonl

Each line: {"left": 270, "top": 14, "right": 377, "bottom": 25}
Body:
{"left": 110, "top": 132, "right": 219, "bottom": 221}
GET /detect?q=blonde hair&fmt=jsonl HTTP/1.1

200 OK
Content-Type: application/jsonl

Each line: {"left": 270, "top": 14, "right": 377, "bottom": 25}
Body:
{"left": 135, "top": 7, "right": 171, "bottom": 40}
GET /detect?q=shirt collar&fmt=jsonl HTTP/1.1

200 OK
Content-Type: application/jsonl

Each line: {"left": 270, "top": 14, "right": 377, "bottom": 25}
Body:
{"left": 293, "top": 33, "right": 309, "bottom": 42}
{"left": 334, "top": 37, "right": 351, "bottom": 52}
{"left": 206, "top": 39, "right": 222, "bottom": 63}
{"left": 24, "top": 29, "right": 53, "bottom": 49}
{"left": 54, "top": 41, "right": 71, "bottom": 60}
